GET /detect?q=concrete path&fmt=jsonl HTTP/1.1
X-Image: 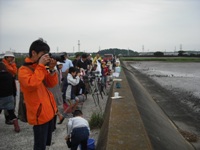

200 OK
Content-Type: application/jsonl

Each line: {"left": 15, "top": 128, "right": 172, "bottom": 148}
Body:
{"left": 0, "top": 81, "right": 109, "bottom": 150}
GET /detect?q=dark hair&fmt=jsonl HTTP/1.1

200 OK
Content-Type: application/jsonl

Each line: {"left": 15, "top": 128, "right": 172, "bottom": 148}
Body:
{"left": 63, "top": 52, "right": 68, "bottom": 57}
{"left": 76, "top": 68, "right": 80, "bottom": 73}
{"left": 81, "top": 53, "right": 87, "bottom": 59}
{"left": 69, "top": 67, "right": 77, "bottom": 74}
{"left": 29, "top": 38, "right": 50, "bottom": 57}
{"left": 75, "top": 53, "right": 80, "bottom": 58}
{"left": 73, "top": 110, "right": 83, "bottom": 117}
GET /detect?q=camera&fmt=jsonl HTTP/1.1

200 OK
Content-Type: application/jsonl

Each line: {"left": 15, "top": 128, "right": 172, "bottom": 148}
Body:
{"left": 49, "top": 53, "right": 65, "bottom": 63}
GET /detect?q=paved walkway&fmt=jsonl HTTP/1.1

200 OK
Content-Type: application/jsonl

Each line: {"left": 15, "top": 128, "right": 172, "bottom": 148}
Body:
{"left": 0, "top": 81, "right": 109, "bottom": 150}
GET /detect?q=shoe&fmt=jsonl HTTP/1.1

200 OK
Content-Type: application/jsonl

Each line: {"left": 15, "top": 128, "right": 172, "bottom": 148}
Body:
{"left": 13, "top": 119, "right": 20, "bottom": 132}
{"left": 5, "top": 120, "right": 13, "bottom": 125}
{"left": 57, "top": 117, "right": 65, "bottom": 124}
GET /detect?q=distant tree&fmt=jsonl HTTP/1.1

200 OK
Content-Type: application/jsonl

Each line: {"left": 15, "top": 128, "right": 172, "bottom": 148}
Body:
{"left": 75, "top": 52, "right": 85, "bottom": 56}
{"left": 178, "top": 50, "right": 185, "bottom": 56}
{"left": 98, "top": 48, "right": 139, "bottom": 56}
{"left": 154, "top": 51, "right": 164, "bottom": 57}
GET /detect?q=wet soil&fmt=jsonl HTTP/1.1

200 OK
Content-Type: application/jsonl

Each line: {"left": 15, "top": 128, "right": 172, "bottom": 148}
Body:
{"left": 125, "top": 62, "right": 200, "bottom": 149}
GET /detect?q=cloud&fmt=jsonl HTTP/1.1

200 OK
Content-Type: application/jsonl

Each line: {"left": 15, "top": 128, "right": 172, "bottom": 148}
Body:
{"left": 0, "top": 0, "right": 200, "bottom": 52}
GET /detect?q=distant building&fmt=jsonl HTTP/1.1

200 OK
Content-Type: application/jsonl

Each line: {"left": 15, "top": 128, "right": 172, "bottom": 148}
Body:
{"left": 164, "top": 52, "right": 178, "bottom": 56}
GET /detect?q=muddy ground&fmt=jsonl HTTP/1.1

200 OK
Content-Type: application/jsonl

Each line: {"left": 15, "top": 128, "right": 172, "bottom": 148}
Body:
{"left": 125, "top": 61, "right": 200, "bottom": 149}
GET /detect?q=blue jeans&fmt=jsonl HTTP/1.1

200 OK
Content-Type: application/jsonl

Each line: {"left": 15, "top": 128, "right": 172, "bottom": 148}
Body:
{"left": 71, "top": 127, "right": 89, "bottom": 150}
{"left": 33, "top": 119, "right": 54, "bottom": 150}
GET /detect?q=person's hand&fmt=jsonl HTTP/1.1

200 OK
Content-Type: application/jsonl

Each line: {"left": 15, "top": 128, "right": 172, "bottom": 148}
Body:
{"left": 10, "top": 58, "right": 15, "bottom": 64}
{"left": 65, "top": 135, "right": 70, "bottom": 140}
{"left": 38, "top": 54, "right": 51, "bottom": 65}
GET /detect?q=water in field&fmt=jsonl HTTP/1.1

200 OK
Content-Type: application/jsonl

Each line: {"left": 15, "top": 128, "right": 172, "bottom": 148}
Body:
{"left": 131, "top": 62, "right": 200, "bottom": 98}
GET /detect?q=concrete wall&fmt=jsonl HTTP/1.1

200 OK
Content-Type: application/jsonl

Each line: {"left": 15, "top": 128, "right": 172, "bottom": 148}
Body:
{"left": 96, "top": 64, "right": 152, "bottom": 150}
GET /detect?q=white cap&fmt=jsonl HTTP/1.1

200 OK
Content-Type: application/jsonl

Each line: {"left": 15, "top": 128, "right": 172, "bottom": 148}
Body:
{"left": 4, "top": 51, "right": 15, "bottom": 57}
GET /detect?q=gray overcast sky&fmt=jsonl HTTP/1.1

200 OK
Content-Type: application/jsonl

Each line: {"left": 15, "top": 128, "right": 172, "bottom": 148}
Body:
{"left": 0, "top": 0, "right": 200, "bottom": 53}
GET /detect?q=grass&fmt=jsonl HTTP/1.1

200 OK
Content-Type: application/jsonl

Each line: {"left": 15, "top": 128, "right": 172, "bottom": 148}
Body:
{"left": 89, "top": 112, "right": 104, "bottom": 129}
{"left": 120, "top": 57, "right": 200, "bottom": 62}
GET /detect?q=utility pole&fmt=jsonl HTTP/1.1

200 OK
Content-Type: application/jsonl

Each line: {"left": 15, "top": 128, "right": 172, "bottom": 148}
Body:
{"left": 180, "top": 44, "right": 182, "bottom": 51}
{"left": 142, "top": 45, "right": 144, "bottom": 52}
{"left": 78, "top": 40, "right": 80, "bottom": 52}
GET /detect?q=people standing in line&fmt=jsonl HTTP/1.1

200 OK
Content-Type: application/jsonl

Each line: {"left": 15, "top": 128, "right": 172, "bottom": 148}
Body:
{"left": 61, "top": 52, "right": 74, "bottom": 79}
{"left": 66, "top": 110, "right": 90, "bottom": 150}
{"left": 0, "top": 62, "right": 20, "bottom": 132}
{"left": 76, "top": 53, "right": 88, "bottom": 71}
{"left": 57, "top": 62, "right": 63, "bottom": 89}
{"left": 61, "top": 52, "right": 73, "bottom": 100}
{"left": 72, "top": 54, "right": 81, "bottom": 68}
{"left": 112, "top": 55, "right": 116, "bottom": 69}
{"left": 101, "top": 60, "right": 109, "bottom": 88}
{"left": 47, "top": 61, "right": 64, "bottom": 130}
{"left": 92, "top": 52, "right": 102, "bottom": 65}
{"left": 18, "top": 38, "right": 58, "bottom": 150}
{"left": 2, "top": 51, "right": 18, "bottom": 125}
{"left": 86, "top": 54, "right": 93, "bottom": 71}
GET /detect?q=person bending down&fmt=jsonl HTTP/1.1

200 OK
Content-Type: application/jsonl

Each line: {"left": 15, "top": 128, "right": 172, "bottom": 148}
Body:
{"left": 66, "top": 110, "right": 90, "bottom": 150}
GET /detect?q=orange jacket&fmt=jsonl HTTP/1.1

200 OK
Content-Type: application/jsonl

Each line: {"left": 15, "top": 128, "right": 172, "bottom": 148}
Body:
{"left": 18, "top": 57, "right": 58, "bottom": 125}
{"left": 2, "top": 58, "right": 17, "bottom": 76}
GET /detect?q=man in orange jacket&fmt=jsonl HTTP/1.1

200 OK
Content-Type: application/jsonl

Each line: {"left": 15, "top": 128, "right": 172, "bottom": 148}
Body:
{"left": 18, "top": 38, "right": 58, "bottom": 150}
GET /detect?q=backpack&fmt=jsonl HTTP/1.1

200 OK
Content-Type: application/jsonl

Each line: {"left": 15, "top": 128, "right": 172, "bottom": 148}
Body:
{"left": 18, "top": 65, "right": 34, "bottom": 123}
{"left": 18, "top": 92, "right": 27, "bottom": 122}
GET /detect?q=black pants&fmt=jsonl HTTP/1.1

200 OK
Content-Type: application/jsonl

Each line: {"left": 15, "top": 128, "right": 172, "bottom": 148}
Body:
{"left": 71, "top": 127, "right": 89, "bottom": 150}
{"left": 33, "top": 118, "right": 54, "bottom": 150}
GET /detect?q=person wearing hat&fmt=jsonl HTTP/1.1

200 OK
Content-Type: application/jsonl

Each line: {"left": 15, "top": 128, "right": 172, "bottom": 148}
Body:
{"left": 2, "top": 51, "right": 17, "bottom": 76}
{"left": 2, "top": 51, "right": 18, "bottom": 125}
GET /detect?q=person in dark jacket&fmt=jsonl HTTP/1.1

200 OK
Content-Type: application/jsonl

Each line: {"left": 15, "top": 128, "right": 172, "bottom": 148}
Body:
{"left": 72, "top": 54, "right": 81, "bottom": 68}
{"left": 2, "top": 51, "right": 18, "bottom": 125}
{"left": 0, "top": 62, "right": 20, "bottom": 132}
{"left": 77, "top": 53, "right": 88, "bottom": 71}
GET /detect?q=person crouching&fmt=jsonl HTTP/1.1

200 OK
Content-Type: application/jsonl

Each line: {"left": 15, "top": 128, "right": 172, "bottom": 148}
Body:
{"left": 66, "top": 110, "right": 90, "bottom": 150}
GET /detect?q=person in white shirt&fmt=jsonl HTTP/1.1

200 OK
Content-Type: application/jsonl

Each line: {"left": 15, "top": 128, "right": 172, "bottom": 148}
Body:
{"left": 61, "top": 52, "right": 73, "bottom": 100}
{"left": 66, "top": 110, "right": 90, "bottom": 150}
{"left": 63, "top": 67, "right": 80, "bottom": 116}
{"left": 61, "top": 52, "right": 73, "bottom": 78}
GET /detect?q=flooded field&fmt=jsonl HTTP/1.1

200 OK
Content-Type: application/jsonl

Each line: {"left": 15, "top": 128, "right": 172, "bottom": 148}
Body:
{"left": 131, "top": 62, "right": 200, "bottom": 112}
{"left": 129, "top": 61, "right": 200, "bottom": 148}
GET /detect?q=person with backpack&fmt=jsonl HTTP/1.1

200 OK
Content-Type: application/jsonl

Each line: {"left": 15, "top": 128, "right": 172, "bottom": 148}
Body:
{"left": 18, "top": 38, "right": 58, "bottom": 150}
